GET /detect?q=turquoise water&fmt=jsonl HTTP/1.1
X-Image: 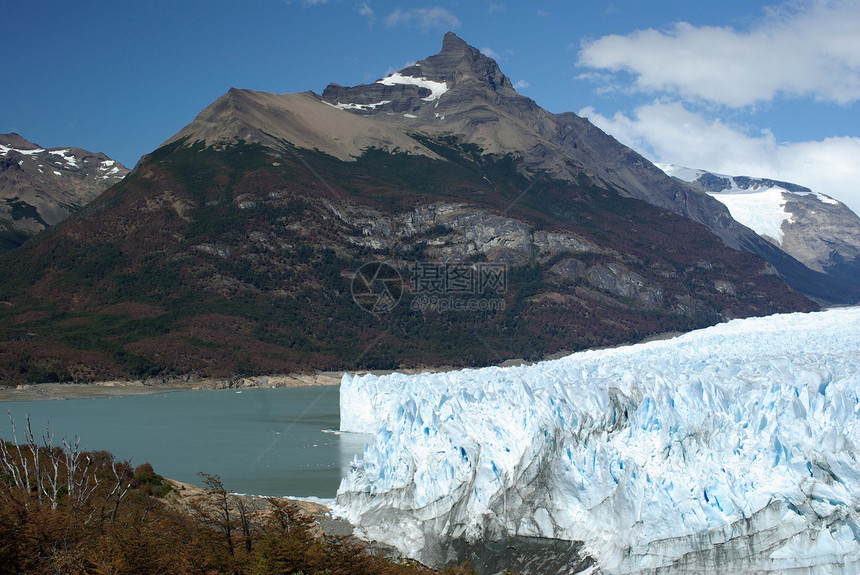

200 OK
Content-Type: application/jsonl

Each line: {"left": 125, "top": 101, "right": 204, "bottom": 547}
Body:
{"left": 0, "top": 386, "right": 369, "bottom": 498}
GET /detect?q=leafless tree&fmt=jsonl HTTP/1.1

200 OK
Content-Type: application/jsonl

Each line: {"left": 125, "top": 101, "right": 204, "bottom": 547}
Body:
{"left": 0, "top": 412, "right": 130, "bottom": 520}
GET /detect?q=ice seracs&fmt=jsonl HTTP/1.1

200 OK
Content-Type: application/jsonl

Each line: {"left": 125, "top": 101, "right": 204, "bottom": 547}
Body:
{"left": 337, "top": 307, "right": 860, "bottom": 573}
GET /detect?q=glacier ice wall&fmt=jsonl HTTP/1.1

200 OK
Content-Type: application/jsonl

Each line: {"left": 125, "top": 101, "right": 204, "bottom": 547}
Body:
{"left": 336, "top": 308, "right": 860, "bottom": 574}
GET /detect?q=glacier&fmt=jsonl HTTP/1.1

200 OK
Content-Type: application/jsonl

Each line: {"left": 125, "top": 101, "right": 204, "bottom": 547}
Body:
{"left": 336, "top": 308, "right": 860, "bottom": 574}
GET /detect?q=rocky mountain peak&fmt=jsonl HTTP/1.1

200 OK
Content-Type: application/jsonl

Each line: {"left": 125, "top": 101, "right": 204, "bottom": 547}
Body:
{"left": 320, "top": 33, "right": 516, "bottom": 114}
{"left": 424, "top": 31, "right": 513, "bottom": 92}
{"left": 441, "top": 31, "right": 469, "bottom": 53}
{"left": 0, "top": 133, "right": 41, "bottom": 151}
{"left": 660, "top": 163, "right": 860, "bottom": 282}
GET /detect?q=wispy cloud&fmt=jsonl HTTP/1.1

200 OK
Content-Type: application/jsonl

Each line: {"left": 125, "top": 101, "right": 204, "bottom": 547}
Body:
{"left": 384, "top": 7, "right": 461, "bottom": 32}
{"left": 480, "top": 46, "right": 501, "bottom": 60}
{"left": 578, "top": 0, "right": 860, "bottom": 107}
{"left": 580, "top": 101, "right": 860, "bottom": 214}
{"left": 356, "top": 1, "right": 375, "bottom": 24}
{"left": 514, "top": 80, "right": 529, "bottom": 90}
{"left": 284, "top": 0, "right": 330, "bottom": 5}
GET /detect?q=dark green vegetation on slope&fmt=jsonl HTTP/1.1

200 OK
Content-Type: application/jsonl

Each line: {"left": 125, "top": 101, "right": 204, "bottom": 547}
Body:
{"left": 0, "top": 138, "right": 814, "bottom": 383}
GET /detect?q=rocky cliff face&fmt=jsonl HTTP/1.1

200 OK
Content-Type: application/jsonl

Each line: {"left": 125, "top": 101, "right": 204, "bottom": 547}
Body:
{"left": 660, "top": 164, "right": 860, "bottom": 294}
{"left": 0, "top": 133, "right": 129, "bottom": 252}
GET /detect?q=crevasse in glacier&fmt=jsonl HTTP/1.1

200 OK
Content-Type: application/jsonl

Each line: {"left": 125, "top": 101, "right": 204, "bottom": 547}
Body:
{"left": 336, "top": 308, "right": 860, "bottom": 574}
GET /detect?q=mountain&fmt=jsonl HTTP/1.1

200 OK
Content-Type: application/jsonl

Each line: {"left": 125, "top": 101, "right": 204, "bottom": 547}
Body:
{"left": 659, "top": 163, "right": 860, "bottom": 287}
{"left": 0, "top": 34, "right": 816, "bottom": 384}
{"left": 316, "top": 33, "right": 858, "bottom": 303}
{"left": 168, "top": 33, "right": 850, "bottom": 303}
{"left": 0, "top": 133, "right": 129, "bottom": 253}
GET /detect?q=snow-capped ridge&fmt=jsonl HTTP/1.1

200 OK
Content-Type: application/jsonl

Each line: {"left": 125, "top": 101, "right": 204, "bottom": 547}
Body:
{"left": 658, "top": 162, "right": 840, "bottom": 208}
{"left": 0, "top": 144, "right": 46, "bottom": 156}
{"left": 658, "top": 163, "right": 860, "bottom": 280}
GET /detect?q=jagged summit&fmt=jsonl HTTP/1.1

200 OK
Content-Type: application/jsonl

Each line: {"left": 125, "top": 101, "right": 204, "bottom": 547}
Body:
{"left": 441, "top": 30, "right": 468, "bottom": 51}
{"left": 417, "top": 31, "right": 514, "bottom": 92}
{"left": 320, "top": 32, "right": 516, "bottom": 114}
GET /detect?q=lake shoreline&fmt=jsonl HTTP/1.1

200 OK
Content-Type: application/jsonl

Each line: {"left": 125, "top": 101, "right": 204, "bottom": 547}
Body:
{"left": 0, "top": 366, "right": 468, "bottom": 402}
{"left": 0, "top": 331, "right": 685, "bottom": 402}
{"left": 0, "top": 373, "right": 344, "bottom": 402}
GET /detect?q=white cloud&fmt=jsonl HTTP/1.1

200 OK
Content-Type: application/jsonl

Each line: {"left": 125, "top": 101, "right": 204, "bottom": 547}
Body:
{"left": 578, "top": 0, "right": 860, "bottom": 107}
{"left": 357, "top": 1, "right": 374, "bottom": 23}
{"left": 384, "top": 7, "right": 461, "bottom": 32}
{"left": 514, "top": 79, "right": 529, "bottom": 90}
{"left": 580, "top": 101, "right": 860, "bottom": 215}
{"left": 480, "top": 46, "right": 501, "bottom": 60}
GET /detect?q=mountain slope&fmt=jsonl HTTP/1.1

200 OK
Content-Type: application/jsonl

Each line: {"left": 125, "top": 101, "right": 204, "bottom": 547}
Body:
{"left": 659, "top": 164, "right": 860, "bottom": 288}
{"left": 0, "top": 133, "right": 129, "bottom": 253}
{"left": 0, "top": 36, "right": 816, "bottom": 384}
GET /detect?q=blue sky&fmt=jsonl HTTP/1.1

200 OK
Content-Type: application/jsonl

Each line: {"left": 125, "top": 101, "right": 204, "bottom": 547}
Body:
{"left": 4, "top": 0, "right": 859, "bottom": 212}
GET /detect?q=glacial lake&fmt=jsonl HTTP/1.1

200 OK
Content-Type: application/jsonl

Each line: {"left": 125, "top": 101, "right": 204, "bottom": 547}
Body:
{"left": 0, "top": 386, "right": 370, "bottom": 498}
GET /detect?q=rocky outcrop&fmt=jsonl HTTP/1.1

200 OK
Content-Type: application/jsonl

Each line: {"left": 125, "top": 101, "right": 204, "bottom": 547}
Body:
{"left": 586, "top": 263, "right": 663, "bottom": 310}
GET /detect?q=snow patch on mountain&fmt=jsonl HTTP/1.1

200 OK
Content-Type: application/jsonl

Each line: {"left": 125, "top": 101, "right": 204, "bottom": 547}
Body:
{"left": 377, "top": 73, "right": 449, "bottom": 102}
{"left": 328, "top": 100, "right": 392, "bottom": 111}
{"left": 48, "top": 149, "right": 78, "bottom": 167}
{"left": 711, "top": 187, "right": 793, "bottom": 243}
{"left": 0, "top": 144, "right": 45, "bottom": 156}
{"left": 657, "top": 163, "right": 844, "bottom": 244}
{"left": 336, "top": 307, "right": 860, "bottom": 573}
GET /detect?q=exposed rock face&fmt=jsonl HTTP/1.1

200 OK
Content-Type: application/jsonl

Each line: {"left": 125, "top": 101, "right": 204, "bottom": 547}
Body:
{"left": 586, "top": 263, "right": 663, "bottom": 310}
{"left": 781, "top": 195, "right": 860, "bottom": 276}
{"left": 0, "top": 133, "right": 129, "bottom": 252}
{"left": 174, "top": 32, "right": 848, "bottom": 302}
{"left": 341, "top": 202, "right": 600, "bottom": 267}
{"left": 660, "top": 164, "right": 860, "bottom": 295}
